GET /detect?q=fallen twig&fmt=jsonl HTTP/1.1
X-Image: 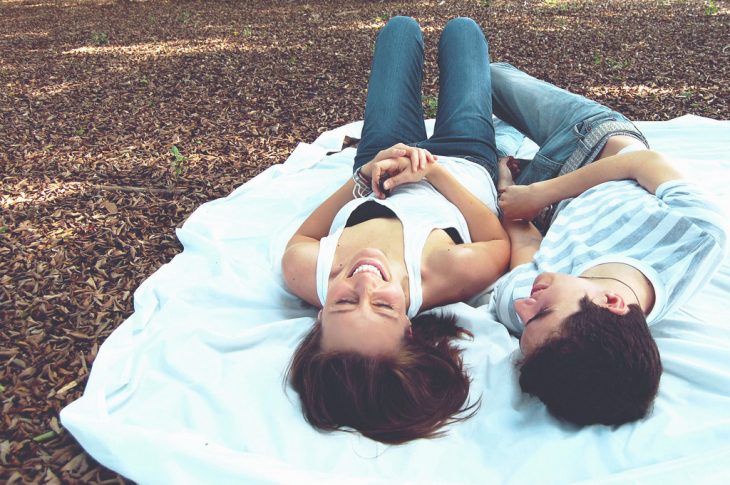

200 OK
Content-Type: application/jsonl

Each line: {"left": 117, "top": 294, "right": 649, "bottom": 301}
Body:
{"left": 92, "top": 184, "right": 186, "bottom": 194}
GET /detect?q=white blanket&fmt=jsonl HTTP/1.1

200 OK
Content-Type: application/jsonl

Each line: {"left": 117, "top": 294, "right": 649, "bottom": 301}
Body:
{"left": 61, "top": 116, "right": 730, "bottom": 484}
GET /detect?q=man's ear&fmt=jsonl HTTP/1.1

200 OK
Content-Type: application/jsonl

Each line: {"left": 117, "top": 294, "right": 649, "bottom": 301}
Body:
{"left": 600, "top": 292, "right": 631, "bottom": 316}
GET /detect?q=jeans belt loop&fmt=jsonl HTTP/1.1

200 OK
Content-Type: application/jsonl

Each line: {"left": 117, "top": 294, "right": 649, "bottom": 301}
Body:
{"left": 558, "top": 120, "right": 649, "bottom": 177}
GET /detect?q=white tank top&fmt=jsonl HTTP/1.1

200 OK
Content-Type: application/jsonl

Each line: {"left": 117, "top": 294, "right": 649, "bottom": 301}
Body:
{"left": 316, "top": 157, "right": 498, "bottom": 318}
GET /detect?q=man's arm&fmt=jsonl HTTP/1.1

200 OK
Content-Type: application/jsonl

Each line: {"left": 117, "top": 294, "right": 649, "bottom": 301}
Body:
{"left": 499, "top": 150, "right": 683, "bottom": 221}
{"left": 496, "top": 158, "right": 542, "bottom": 269}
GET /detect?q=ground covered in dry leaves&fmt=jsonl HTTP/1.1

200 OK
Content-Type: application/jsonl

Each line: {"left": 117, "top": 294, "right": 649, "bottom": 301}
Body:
{"left": 1, "top": 0, "right": 728, "bottom": 482}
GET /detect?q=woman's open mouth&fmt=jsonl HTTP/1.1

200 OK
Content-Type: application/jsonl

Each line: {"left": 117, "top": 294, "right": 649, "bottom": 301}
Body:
{"left": 349, "top": 261, "right": 387, "bottom": 281}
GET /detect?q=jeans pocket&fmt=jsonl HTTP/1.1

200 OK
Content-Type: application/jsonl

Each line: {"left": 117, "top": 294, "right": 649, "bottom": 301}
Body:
{"left": 573, "top": 111, "right": 621, "bottom": 137}
{"left": 517, "top": 152, "right": 562, "bottom": 185}
{"left": 571, "top": 111, "right": 619, "bottom": 151}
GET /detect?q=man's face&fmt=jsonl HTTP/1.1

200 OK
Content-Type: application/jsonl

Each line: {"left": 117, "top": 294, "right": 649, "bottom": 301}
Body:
{"left": 321, "top": 249, "right": 411, "bottom": 356}
{"left": 513, "top": 272, "right": 598, "bottom": 355}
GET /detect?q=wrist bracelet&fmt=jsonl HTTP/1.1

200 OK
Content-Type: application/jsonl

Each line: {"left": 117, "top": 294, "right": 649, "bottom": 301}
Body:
{"left": 352, "top": 166, "right": 373, "bottom": 198}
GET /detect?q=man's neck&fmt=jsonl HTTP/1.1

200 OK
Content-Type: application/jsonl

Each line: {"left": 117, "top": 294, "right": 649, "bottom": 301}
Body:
{"left": 582, "top": 263, "right": 655, "bottom": 314}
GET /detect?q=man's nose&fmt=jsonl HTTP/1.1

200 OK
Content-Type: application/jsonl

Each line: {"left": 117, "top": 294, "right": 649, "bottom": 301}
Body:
{"left": 514, "top": 298, "right": 537, "bottom": 324}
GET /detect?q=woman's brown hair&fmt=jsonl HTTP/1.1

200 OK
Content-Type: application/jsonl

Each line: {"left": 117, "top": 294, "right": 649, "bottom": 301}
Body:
{"left": 286, "top": 313, "right": 479, "bottom": 444}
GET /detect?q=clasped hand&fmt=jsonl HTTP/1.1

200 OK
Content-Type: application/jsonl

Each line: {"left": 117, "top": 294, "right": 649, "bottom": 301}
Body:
{"left": 497, "top": 156, "right": 545, "bottom": 221}
{"left": 498, "top": 185, "right": 545, "bottom": 221}
{"left": 361, "top": 143, "right": 438, "bottom": 199}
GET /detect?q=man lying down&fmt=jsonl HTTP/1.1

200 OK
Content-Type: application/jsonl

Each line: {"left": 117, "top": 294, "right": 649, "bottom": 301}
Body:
{"left": 490, "top": 63, "right": 728, "bottom": 427}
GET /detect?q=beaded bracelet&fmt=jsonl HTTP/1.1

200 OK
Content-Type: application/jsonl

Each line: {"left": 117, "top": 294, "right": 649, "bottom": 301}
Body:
{"left": 352, "top": 166, "right": 373, "bottom": 198}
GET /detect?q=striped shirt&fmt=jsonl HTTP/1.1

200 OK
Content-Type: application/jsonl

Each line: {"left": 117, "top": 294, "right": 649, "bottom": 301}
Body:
{"left": 493, "top": 179, "right": 728, "bottom": 335}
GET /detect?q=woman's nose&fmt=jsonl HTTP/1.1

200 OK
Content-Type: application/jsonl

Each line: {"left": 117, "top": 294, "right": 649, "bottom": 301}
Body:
{"left": 353, "top": 274, "right": 380, "bottom": 293}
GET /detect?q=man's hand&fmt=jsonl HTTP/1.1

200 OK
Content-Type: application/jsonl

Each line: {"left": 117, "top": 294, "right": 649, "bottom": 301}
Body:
{"left": 495, "top": 158, "right": 543, "bottom": 268}
{"left": 498, "top": 184, "right": 546, "bottom": 221}
{"left": 497, "top": 156, "right": 516, "bottom": 192}
{"left": 498, "top": 157, "right": 547, "bottom": 221}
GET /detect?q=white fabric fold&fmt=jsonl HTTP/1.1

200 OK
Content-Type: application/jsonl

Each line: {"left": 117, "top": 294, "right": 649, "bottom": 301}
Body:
{"left": 62, "top": 116, "right": 730, "bottom": 484}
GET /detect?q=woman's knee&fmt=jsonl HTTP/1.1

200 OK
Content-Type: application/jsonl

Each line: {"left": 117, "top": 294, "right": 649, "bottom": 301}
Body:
{"left": 443, "top": 17, "right": 482, "bottom": 37}
{"left": 382, "top": 16, "right": 421, "bottom": 35}
{"left": 376, "top": 16, "right": 423, "bottom": 49}
{"left": 445, "top": 16, "right": 479, "bottom": 30}
{"left": 441, "top": 17, "right": 487, "bottom": 48}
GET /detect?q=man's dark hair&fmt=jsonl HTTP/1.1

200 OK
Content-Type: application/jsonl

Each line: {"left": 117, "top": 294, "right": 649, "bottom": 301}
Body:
{"left": 286, "top": 313, "right": 479, "bottom": 444}
{"left": 518, "top": 296, "right": 662, "bottom": 426}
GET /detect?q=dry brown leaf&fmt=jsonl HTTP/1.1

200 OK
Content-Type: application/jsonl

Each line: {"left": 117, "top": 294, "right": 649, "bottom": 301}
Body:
{"left": 101, "top": 201, "right": 118, "bottom": 215}
{"left": 1, "top": 1, "right": 727, "bottom": 483}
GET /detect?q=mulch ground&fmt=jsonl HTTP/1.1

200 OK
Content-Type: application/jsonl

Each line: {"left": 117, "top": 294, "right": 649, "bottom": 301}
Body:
{"left": 1, "top": 0, "right": 728, "bottom": 482}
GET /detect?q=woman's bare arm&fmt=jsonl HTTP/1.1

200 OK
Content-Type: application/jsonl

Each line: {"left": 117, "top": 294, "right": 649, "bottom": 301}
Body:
{"left": 285, "top": 145, "right": 420, "bottom": 249}
{"left": 426, "top": 164, "right": 508, "bottom": 244}
{"left": 282, "top": 145, "right": 432, "bottom": 305}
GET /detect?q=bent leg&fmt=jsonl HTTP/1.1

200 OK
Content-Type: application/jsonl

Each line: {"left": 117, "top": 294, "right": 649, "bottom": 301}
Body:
{"left": 490, "top": 63, "right": 645, "bottom": 185}
{"left": 419, "top": 17, "right": 498, "bottom": 179}
{"left": 354, "top": 17, "right": 427, "bottom": 171}
{"left": 494, "top": 117, "right": 525, "bottom": 159}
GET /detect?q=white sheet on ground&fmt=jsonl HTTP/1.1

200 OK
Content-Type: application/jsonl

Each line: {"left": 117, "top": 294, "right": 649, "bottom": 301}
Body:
{"left": 61, "top": 116, "right": 730, "bottom": 484}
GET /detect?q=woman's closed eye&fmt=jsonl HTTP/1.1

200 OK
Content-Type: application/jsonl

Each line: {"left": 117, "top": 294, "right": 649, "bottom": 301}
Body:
{"left": 335, "top": 298, "right": 393, "bottom": 309}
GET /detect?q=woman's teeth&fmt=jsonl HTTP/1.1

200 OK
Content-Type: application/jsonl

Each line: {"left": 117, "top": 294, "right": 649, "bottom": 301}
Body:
{"left": 352, "top": 264, "right": 383, "bottom": 278}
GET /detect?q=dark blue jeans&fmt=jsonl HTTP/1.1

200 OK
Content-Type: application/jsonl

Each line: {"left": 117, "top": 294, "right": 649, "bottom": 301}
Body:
{"left": 354, "top": 16, "right": 499, "bottom": 181}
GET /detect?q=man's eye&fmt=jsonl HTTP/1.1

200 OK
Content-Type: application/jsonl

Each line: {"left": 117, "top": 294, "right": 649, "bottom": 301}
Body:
{"left": 375, "top": 303, "right": 393, "bottom": 309}
{"left": 527, "top": 308, "right": 553, "bottom": 325}
{"left": 336, "top": 299, "right": 356, "bottom": 305}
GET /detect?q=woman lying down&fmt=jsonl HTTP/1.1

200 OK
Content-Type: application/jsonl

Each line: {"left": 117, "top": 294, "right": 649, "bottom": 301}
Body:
{"left": 282, "top": 17, "right": 719, "bottom": 443}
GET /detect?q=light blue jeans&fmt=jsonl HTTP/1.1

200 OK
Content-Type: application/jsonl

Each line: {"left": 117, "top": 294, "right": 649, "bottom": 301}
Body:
{"left": 354, "top": 16, "right": 500, "bottom": 181}
{"left": 490, "top": 62, "right": 648, "bottom": 186}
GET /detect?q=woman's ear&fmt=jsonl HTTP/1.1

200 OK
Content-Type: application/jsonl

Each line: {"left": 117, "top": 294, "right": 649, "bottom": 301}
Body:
{"left": 601, "top": 292, "right": 631, "bottom": 316}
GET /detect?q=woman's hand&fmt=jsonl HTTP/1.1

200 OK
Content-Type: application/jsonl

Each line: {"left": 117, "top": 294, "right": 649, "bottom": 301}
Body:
{"left": 361, "top": 144, "right": 437, "bottom": 198}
